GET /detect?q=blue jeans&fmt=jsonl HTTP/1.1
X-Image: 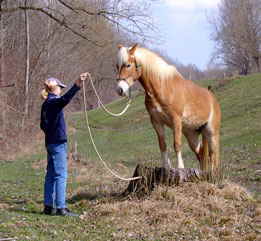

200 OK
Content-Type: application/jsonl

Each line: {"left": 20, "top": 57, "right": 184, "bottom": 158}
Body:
{"left": 44, "top": 142, "right": 68, "bottom": 209}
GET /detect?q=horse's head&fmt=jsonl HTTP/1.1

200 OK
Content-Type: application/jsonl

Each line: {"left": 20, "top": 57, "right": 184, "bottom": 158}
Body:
{"left": 116, "top": 44, "right": 142, "bottom": 97}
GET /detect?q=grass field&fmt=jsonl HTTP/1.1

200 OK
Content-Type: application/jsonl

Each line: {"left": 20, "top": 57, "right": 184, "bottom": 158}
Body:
{"left": 0, "top": 74, "right": 260, "bottom": 240}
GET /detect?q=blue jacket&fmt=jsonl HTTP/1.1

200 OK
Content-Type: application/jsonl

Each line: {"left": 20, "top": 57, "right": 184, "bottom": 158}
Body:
{"left": 40, "top": 84, "right": 80, "bottom": 144}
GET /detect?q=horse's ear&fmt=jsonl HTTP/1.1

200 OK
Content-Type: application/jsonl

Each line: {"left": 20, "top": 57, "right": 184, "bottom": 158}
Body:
{"left": 117, "top": 44, "right": 123, "bottom": 49}
{"left": 129, "top": 43, "right": 138, "bottom": 55}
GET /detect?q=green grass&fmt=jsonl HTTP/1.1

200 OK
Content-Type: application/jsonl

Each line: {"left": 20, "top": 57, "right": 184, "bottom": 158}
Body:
{"left": 0, "top": 74, "right": 261, "bottom": 240}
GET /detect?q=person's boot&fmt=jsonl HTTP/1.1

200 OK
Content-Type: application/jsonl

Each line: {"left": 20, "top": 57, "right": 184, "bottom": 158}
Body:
{"left": 56, "top": 208, "right": 79, "bottom": 217}
{"left": 43, "top": 205, "right": 56, "bottom": 215}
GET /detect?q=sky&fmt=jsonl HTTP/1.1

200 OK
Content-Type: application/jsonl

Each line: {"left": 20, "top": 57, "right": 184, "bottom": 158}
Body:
{"left": 150, "top": 0, "right": 221, "bottom": 70}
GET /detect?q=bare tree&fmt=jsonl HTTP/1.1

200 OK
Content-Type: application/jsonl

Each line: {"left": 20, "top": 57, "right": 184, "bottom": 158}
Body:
{"left": 0, "top": 0, "right": 156, "bottom": 46}
{"left": 0, "top": 0, "right": 157, "bottom": 156}
{"left": 210, "top": 0, "right": 261, "bottom": 75}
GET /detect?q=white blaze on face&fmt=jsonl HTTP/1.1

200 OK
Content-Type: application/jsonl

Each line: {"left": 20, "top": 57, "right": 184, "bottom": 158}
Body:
{"left": 117, "top": 46, "right": 131, "bottom": 97}
{"left": 117, "top": 46, "right": 129, "bottom": 70}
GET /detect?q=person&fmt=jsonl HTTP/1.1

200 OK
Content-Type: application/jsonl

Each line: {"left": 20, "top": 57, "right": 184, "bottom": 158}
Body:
{"left": 40, "top": 73, "right": 88, "bottom": 216}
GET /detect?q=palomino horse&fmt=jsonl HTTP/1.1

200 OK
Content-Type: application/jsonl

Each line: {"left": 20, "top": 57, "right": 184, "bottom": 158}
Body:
{"left": 116, "top": 44, "right": 221, "bottom": 173}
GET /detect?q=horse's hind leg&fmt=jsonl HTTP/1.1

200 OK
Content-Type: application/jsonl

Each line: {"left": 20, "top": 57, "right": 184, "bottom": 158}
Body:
{"left": 208, "top": 133, "right": 220, "bottom": 172}
{"left": 184, "top": 130, "right": 202, "bottom": 164}
{"left": 201, "top": 126, "right": 220, "bottom": 173}
{"left": 206, "top": 99, "right": 221, "bottom": 173}
{"left": 150, "top": 118, "right": 171, "bottom": 169}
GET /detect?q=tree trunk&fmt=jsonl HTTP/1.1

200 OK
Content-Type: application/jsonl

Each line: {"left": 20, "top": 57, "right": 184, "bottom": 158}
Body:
{"left": 47, "top": 0, "right": 51, "bottom": 73}
{"left": 0, "top": 0, "right": 4, "bottom": 87}
{"left": 253, "top": 56, "right": 260, "bottom": 73}
{"left": 123, "top": 164, "right": 205, "bottom": 195}
{"left": 0, "top": 92, "right": 7, "bottom": 140}
{"left": 0, "top": 1, "right": 6, "bottom": 137}
{"left": 24, "top": 0, "right": 30, "bottom": 115}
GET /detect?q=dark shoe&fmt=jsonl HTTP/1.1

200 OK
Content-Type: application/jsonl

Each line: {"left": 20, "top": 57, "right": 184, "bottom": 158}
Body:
{"left": 43, "top": 205, "right": 56, "bottom": 215}
{"left": 56, "top": 208, "right": 79, "bottom": 217}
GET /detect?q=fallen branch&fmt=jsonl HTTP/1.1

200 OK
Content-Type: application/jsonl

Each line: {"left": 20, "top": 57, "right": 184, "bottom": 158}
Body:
{"left": 0, "top": 83, "right": 15, "bottom": 88}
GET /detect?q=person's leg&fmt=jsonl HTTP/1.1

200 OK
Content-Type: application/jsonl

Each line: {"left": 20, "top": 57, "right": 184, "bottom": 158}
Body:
{"left": 43, "top": 145, "right": 57, "bottom": 215}
{"left": 52, "top": 142, "right": 68, "bottom": 209}
{"left": 44, "top": 147, "right": 55, "bottom": 207}
{"left": 49, "top": 142, "right": 78, "bottom": 216}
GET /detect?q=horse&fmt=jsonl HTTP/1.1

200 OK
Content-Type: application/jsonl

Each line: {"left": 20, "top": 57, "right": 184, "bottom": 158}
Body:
{"left": 115, "top": 44, "right": 221, "bottom": 173}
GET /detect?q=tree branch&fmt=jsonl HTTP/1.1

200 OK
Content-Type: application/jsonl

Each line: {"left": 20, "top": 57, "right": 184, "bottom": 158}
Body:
{"left": 0, "top": 6, "right": 103, "bottom": 47}
{"left": 56, "top": 0, "right": 77, "bottom": 13}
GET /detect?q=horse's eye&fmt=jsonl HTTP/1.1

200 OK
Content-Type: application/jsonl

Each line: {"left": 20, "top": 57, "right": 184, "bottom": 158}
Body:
{"left": 126, "top": 64, "right": 131, "bottom": 68}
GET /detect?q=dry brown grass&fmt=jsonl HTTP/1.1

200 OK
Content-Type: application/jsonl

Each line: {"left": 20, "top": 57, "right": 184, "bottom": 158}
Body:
{"left": 78, "top": 181, "right": 260, "bottom": 241}
{"left": 0, "top": 203, "right": 10, "bottom": 210}
{"left": 2, "top": 130, "right": 44, "bottom": 161}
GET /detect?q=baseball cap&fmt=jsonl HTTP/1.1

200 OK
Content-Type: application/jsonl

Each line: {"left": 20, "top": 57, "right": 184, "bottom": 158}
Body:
{"left": 46, "top": 77, "right": 67, "bottom": 88}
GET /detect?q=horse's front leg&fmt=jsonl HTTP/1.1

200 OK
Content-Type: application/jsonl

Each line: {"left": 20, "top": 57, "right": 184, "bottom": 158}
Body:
{"left": 150, "top": 117, "right": 171, "bottom": 169}
{"left": 173, "top": 115, "right": 184, "bottom": 168}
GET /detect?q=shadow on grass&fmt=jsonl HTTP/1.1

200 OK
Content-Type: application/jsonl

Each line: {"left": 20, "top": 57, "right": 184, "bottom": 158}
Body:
{"left": 7, "top": 206, "right": 43, "bottom": 216}
{"left": 68, "top": 191, "right": 123, "bottom": 204}
{"left": 0, "top": 198, "right": 44, "bottom": 216}
{"left": 68, "top": 192, "right": 102, "bottom": 203}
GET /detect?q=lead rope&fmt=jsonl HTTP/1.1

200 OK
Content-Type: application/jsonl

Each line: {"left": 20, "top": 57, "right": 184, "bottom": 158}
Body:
{"left": 82, "top": 76, "right": 141, "bottom": 181}
{"left": 87, "top": 73, "right": 132, "bottom": 117}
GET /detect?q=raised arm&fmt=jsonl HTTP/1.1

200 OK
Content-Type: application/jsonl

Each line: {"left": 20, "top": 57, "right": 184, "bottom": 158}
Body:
{"left": 49, "top": 72, "right": 89, "bottom": 109}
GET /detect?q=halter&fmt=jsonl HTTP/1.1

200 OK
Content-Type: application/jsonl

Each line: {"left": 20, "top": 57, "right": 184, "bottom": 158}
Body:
{"left": 133, "top": 55, "right": 142, "bottom": 72}
{"left": 116, "top": 56, "right": 142, "bottom": 83}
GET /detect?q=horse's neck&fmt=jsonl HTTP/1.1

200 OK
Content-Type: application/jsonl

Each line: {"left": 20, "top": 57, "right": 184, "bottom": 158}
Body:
{"left": 139, "top": 71, "right": 183, "bottom": 103}
{"left": 139, "top": 76, "right": 154, "bottom": 96}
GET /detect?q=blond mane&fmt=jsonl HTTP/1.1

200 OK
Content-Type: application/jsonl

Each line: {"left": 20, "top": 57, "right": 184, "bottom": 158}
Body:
{"left": 117, "top": 46, "right": 183, "bottom": 82}
{"left": 134, "top": 47, "right": 183, "bottom": 82}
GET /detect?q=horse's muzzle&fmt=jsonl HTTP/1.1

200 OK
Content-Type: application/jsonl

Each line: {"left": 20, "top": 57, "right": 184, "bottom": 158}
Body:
{"left": 116, "top": 80, "right": 130, "bottom": 97}
{"left": 116, "top": 86, "right": 124, "bottom": 96}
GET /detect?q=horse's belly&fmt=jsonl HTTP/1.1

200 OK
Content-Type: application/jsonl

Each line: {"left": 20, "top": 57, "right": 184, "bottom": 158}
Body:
{"left": 181, "top": 103, "right": 209, "bottom": 129}
{"left": 182, "top": 116, "right": 203, "bottom": 129}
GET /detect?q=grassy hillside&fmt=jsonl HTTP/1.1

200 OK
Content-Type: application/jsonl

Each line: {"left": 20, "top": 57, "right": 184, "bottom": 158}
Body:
{"left": 0, "top": 74, "right": 260, "bottom": 240}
